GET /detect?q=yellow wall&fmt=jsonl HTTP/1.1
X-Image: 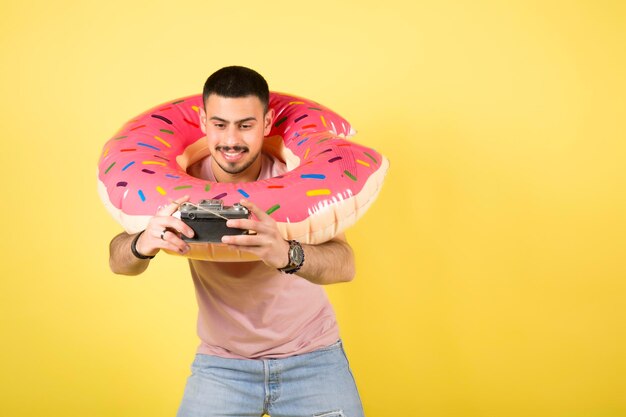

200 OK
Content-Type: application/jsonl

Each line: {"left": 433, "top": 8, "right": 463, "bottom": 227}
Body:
{"left": 1, "top": 1, "right": 625, "bottom": 416}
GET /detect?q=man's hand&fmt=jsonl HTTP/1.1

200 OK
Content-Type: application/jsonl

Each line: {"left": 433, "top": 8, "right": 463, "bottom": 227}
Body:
{"left": 136, "top": 195, "right": 195, "bottom": 257}
{"left": 221, "top": 199, "right": 290, "bottom": 269}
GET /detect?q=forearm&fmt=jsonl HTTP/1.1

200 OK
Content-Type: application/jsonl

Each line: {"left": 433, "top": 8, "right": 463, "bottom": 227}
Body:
{"left": 294, "top": 238, "right": 355, "bottom": 285}
{"left": 109, "top": 232, "right": 151, "bottom": 276}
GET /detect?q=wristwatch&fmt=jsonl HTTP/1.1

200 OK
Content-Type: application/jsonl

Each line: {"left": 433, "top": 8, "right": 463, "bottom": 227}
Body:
{"left": 278, "top": 240, "right": 304, "bottom": 274}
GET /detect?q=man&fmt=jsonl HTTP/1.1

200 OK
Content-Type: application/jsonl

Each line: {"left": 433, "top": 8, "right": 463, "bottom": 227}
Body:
{"left": 109, "top": 66, "right": 365, "bottom": 417}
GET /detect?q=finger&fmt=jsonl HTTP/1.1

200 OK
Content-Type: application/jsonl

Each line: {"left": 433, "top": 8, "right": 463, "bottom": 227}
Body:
{"left": 152, "top": 216, "right": 195, "bottom": 238}
{"left": 238, "top": 199, "right": 270, "bottom": 222}
{"left": 156, "top": 195, "right": 190, "bottom": 217}
{"left": 226, "top": 218, "right": 268, "bottom": 234}
{"left": 222, "top": 233, "right": 266, "bottom": 247}
{"left": 155, "top": 229, "right": 191, "bottom": 254}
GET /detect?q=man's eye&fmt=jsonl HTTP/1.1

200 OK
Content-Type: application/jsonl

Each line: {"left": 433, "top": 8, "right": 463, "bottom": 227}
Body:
{"left": 214, "top": 123, "right": 225, "bottom": 128}
{"left": 240, "top": 124, "right": 251, "bottom": 129}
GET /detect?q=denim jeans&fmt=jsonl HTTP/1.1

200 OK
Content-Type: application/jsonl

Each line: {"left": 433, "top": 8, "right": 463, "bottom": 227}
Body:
{"left": 176, "top": 340, "right": 365, "bottom": 417}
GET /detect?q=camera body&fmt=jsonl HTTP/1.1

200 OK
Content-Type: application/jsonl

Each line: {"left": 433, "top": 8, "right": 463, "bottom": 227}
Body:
{"left": 179, "top": 199, "right": 250, "bottom": 243}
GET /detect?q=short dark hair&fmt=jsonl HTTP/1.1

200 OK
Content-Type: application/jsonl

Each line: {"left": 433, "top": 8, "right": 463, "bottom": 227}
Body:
{"left": 202, "top": 66, "right": 270, "bottom": 113}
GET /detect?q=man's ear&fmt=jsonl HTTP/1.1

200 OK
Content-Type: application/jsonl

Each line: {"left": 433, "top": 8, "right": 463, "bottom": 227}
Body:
{"left": 264, "top": 108, "right": 275, "bottom": 136}
{"left": 199, "top": 107, "right": 207, "bottom": 134}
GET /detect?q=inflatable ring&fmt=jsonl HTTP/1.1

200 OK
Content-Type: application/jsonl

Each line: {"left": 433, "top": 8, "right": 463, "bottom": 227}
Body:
{"left": 98, "top": 92, "right": 389, "bottom": 261}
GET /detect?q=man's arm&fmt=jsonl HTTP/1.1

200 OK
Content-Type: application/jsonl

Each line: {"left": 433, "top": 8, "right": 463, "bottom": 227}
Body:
{"left": 222, "top": 199, "right": 356, "bottom": 285}
{"left": 109, "top": 196, "right": 195, "bottom": 276}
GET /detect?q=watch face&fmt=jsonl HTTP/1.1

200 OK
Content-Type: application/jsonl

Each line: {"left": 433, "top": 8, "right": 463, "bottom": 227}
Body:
{"left": 289, "top": 243, "right": 304, "bottom": 266}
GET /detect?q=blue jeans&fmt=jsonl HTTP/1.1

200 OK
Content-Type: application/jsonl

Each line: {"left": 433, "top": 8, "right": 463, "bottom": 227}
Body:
{"left": 177, "top": 340, "right": 365, "bottom": 417}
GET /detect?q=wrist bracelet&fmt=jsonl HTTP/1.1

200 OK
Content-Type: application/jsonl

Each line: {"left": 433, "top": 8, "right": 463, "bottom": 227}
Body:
{"left": 131, "top": 231, "right": 155, "bottom": 260}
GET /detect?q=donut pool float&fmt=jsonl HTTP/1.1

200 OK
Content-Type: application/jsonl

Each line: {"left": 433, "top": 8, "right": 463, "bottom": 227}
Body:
{"left": 98, "top": 92, "right": 389, "bottom": 261}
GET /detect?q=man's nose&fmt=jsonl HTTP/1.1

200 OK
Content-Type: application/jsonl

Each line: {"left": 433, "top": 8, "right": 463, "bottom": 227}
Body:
{"left": 224, "top": 125, "right": 240, "bottom": 144}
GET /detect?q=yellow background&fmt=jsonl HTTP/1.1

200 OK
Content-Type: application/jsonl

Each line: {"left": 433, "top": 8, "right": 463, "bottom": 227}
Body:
{"left": 1, "top": 1, "right": 625, "bottom": 416}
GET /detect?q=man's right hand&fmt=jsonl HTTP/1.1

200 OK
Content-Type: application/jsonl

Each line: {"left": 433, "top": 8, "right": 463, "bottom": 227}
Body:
{"left": 135, "top": 195, "right": 195, "bottom": 257}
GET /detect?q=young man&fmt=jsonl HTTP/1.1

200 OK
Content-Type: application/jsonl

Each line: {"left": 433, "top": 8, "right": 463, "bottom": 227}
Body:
{"left": 109, "top": 66, "right": 365, "bottom": 417}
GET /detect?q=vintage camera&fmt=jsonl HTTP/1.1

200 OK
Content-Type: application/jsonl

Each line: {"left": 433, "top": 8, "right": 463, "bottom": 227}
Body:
{"left": 179, "top": 199, "right": 250, "bottom": 243}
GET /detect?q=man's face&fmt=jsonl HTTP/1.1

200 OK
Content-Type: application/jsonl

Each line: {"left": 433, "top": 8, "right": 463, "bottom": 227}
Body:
{"left": 200, "top": 94, "right": 273, "bottom": 182}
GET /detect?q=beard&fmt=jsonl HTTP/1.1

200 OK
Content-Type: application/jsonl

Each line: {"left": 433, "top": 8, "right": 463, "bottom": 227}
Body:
{"left": 213, "top": 145, "right": 261, "bottom": 175}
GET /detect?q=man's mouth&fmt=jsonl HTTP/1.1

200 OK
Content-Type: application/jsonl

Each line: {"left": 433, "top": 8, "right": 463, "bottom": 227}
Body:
{"left": 216, "top": 146, "right": 248, "bottom": 162}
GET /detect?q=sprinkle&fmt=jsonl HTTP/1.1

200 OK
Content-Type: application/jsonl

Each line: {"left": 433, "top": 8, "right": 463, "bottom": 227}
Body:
{"left": 138, "top": 190, "right": 146, "bottom": 201}
{"left": 103, "top": 147, "right": 110, "bottom": 158}
{"left": 113, "top": 135, "right": 127, "bottom": 140}
{"left": 317, "top": 149, "right": 332, "bottom": 156}
{"left": 142, "top": 169, "right": 155, "bottom": 174}
{"left": 297, "top": 138, "right": 309, "bottom": 146}
{"left": 308, "top": 107, "right": 322, "bottom": 111}
{"left": 274, "top": 116, "right": 288, "bottom": 128}
{"left": 266, "top": 204, "right": 280, "bottom": 215}
{"left": 153, "top": 155, "right": 170, "bottom": 162}
{"left": 294, "top": 114, "right": 308, "bottom": 123}
{"left": 301, "top": 124, "right": 316, "bottom": 129}
{"left": 160, "top": 129, "right": 174, "bottom": 134}
{"left": 364, "top": 152, "right": 378, "bottom": 164}
{"left": 116, "top": 181, "right": 127, "bottom": 187}
{"left": 344, "top": 170, "right": 357, "bottom": 181}
{"left": 238, "top": 189, "right": 250, "bottom": 198}
{"left": 156, "top": 186, "right": 166, "bottom": 195}
{"left": 303, "top": 148, "right": 310, "bottom": 160}
{"left": 142, "top": 161, "right": 166, "bottom": 166}
{"left": 130, "top": 124, "right": 146, "bottom": 131}
{"left": 289, "top": 101, "right": 305, "bottom": 105}
{"left": 183, "top": 118, "right": 199, "bottom": 128}
{"left": 205, "top": 184, "right": 211, "bottom": 192}
{"left": 320, "top": 115, "right": 327, "bottom": 127}
{"left": 159, "top": 106, "right": 172, "bottom": 111}
{"left": 120, "top": 148, "right": 136, "bottom": 152}
{"left": 122, "top": 161, "right": 135, "bottom": 171}
{"left": 152, "top": 114, "right": 173, "bottom": 124}
{"left": 306, "top": 189, "right": 331, "bottom": 197}
{"left": 166, "top": 174, "right": 180, "bottom": 179}
{"left": 301, "top": 174, "right": 326, "bottom": 179}
{"left": 172, "top": 99, "right": 185, "bottom": 104}
{"left": 138, "top": 142, "right": 160, "bottom": 151}
{"left": 174, "top": 185, "right": 192, "bottom": 190}
{"left": 328, "top": 156, "right": 342, "bottom": 163}
{"left": 154, "top": 136, "right": 171, "bottom": 148}
{"left": 267, "top": 185, "right": 284, "bottom": 189}
{"left": 104, "top": 162, "right": 116, "bottom": 174}
{"left": 356, "top": 159, "right": 370, "bottom": 167}
{"left": 212, "top": 192, "right": 227, "bottom": 199}
{"left": 317, "top": 138, "right": 330, "bottom": 144}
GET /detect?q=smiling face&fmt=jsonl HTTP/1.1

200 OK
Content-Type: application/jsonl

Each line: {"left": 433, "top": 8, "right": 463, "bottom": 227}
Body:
{"left": 200, "top": 94, "right": 274, "bottom": 183}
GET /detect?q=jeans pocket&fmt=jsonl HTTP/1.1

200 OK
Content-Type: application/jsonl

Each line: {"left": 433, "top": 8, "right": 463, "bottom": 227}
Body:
{"left": 314, "top": 410, "right": 345, "bottom": 417}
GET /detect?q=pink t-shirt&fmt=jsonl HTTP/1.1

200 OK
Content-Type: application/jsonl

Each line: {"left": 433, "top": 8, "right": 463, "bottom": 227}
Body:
{"left": 187, "top": 154, "right": 340, "bottom": 359}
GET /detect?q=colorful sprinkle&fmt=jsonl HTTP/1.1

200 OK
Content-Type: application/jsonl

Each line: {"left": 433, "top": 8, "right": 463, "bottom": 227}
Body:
{"left": 174, "top": 185, "right": 192, "bottom": 190}
{"left": 104, "top": 162, "right": 116, "bottom": 174}
{"left": 356, "top": 159, "right": 370, "bottom": 167}
{"left": 142, "top": 169, "right": 155, "bottom": 174}
{"left": 152, "top": 114, "right": 173, "bottom": 124}
{"left": 138, "top": 142, "right": 160, "bottom": 151}
{"left": 160, "top": 129, "right": 174, "bottom": 134}
{"left": 274, "top": 116, "right": 288, "bottom": 128}
{"left": 308, "top": 107, "right": 322, "bottom": 111}
{"left": 289, "top": 101, "right": 305, "bottom": 105}
{"left": 191, "top": 105, "right": 199, "bottom": 112}
{"left": 320, "top": 115, "right": 327, "bottom": 127}
{"left": 297, "top": 138, "right": 309, "bottom": 146}
{"left": 317, "top": 149, "right": 332, "bottom": 156}
{"left": 238, "top": 189, "right": 250, "bottom": 198}
{"left": 301, "top": 174, "right": 326, "bottom": 179}
{"left": 266, "top": 204, "right": 280, "bottom": 215}
{"left": 156, "top": 186, "right": 166, "bottom": 195}
{"left": 122, "top": 161, "right": 135, "bottom": 171}
{"left": 328, "top": 156, "right": 342, "bottom": 163}
{"left": 159, "top": 106, "right": 172, "bottom": 111}
{"left": 344, "top": 170, "right": 357, "bottom": 181}
{"left": 183, "top": 118, "right": 199, "bottom": 128}
{"left": 116, "top": 181, "right": 127, "bottom": 187}
{"left": 304, "top": 148, "right": 310, "bottom": 160}
{"left": 154, "top": 136, "right": 171, "bottom": 148}
{"left": 138, "top": 190, "right": 146, "bottom": 201}
{"left": 103, "top": 147, "right": 110, "bottom": 158}
{"left": 166, "top": 174, "right": 180, "bottom": 179}
{"left": 120, "top": 148, "right": 136, "bottom": 152}
{"left": 364, "top": 152, "right": 378, "bottom": 164}
{"left": 306, "top": 189, "right": 331, "bottom": 197}
{"left": 113, "top": 135, "right": 128, "bottom": 140}
{"left": 317, "top": 138, "right": 330, "bottom": 144}
{"left": 205, "top": 184, "right": 211, "bottom": 192}
{"left": 213, "top": 192, "right": 227, "bottom": 199}
{"left": 153, "top": 155, "right": 170, "bottom": 162}
{"left": 301, "top": 124, "right": 316, "bottom": 129}
{"left": 142, "top": 161, "right": 167, "bottom": 166}
{"left": 267, "top": 185, "right": 284, "bottom": 189}
{"left": 172, "top": 99, "right": 185, "bottom": 104}
{"left": 130, "top": 124, "right": 146, "bottom": 131}
{"left": 294, "top": 114, "right": 308, "bottom": 123}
